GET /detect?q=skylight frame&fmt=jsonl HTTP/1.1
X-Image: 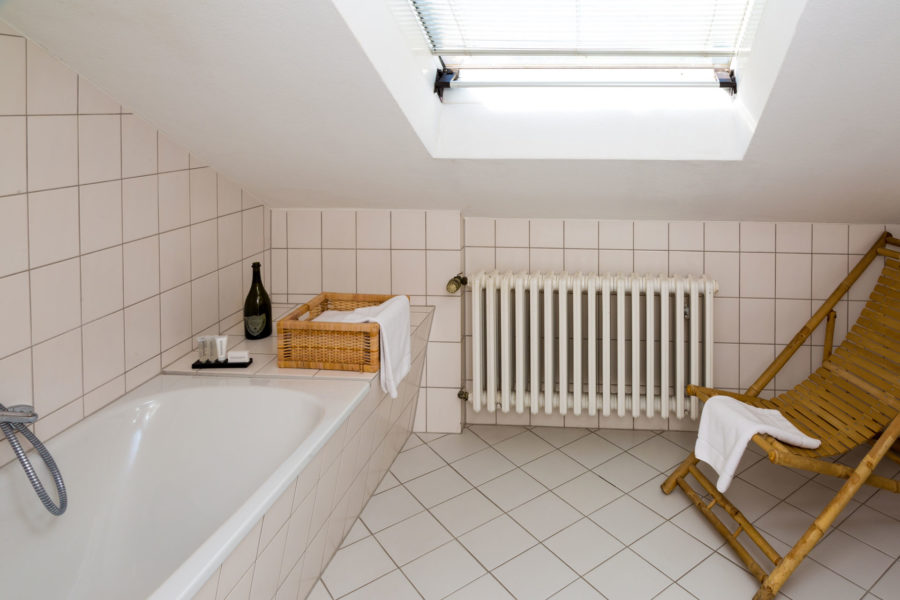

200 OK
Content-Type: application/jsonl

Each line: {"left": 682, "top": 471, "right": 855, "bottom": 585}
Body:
{"left": 410, "top": 0, "right": 763, "bottom": 91}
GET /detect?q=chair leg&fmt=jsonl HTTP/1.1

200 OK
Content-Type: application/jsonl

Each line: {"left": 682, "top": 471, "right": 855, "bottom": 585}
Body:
{"left": 754, "top": 420, "right": 900, "bottom": 600}
{"left": 661, "top": 451, "right": 698, "bottom": 494}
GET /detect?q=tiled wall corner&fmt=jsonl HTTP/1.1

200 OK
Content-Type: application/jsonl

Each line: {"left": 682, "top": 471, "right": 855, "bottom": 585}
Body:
{"left": 463, "top": 217, "right": 892, "bottom": 431}
{"left": 0, "top": 32, "right": 272, "bottom": 466}
{"left": 274, "top": 208, "right": 465, "bottom": 434}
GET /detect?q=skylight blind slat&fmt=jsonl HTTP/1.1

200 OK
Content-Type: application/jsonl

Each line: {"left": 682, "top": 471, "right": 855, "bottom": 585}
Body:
{"left": 412, "top": 0, "right": 758, "bottom": 69}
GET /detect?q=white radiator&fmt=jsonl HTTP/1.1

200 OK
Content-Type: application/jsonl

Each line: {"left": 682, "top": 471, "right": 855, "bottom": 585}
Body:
{"left": 470, "top": 272, "right": 717, "bottom": 420}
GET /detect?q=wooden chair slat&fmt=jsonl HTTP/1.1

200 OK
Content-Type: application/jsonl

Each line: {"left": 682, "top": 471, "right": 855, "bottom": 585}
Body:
{"left": 836, "top": 345, "right": 900, "bottom": 404}
{"left": 781, "top": 385, "right": 851, "bottom": 440}
{"left": 851, "top": 318, "right": 900, "bottom": 355}
{"left": 863, "top": 298, "right": 900, "bottom": 330}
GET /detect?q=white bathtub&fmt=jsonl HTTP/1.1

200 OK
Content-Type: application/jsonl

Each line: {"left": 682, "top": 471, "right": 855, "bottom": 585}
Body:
{"left": 0, "top": 375, "right": 370, "bottom": 600}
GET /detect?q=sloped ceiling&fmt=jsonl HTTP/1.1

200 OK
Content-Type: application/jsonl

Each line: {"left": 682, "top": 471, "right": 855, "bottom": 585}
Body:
{"left": 2, "top": 0, "right": 899, "bottom": 222}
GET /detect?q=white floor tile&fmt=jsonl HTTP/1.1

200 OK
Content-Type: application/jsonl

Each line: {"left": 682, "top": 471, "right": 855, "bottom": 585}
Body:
{"left": 593, "top": 453, "right": 659, "bottom": 492}
{"left": 321, "top": 537, "right": 395, "bottom": 598}
{"left": 549, "top": 578, "right": 605, "bottom": 599}
{"left": 307, "top": 581, "right": 333, "bottom": 600}
{"left": 530, "top": 426, "right": 591, "bottom": 448}
{"left": 452, "top": 448, "right": 516, "bottom": 486}
{"left": 494, "top": 431, "right": 555, "bottom": 465}
{"left": 544, "top": 518, "right": 623, "bottom": 575}
{"left": 390, "top": 444, "right": 446, "bottom": 483}
{"left": 659, "top": 430, "right": 698, "bottom": 452}
{"left": 679, "top": 553, "right": 759, "bottom": 600}
{"left": 360, "top": 486, "right": 424, "bottom": 533}
{"left": 630, "top": 474, "right": 692, "bottom": 519}
{"left": 631, "top": 522, "right": 713, "bottom": 580}
{"left": 521, "top": 451, "right": 587, "bottom": 489}
{"left": 756, "top": 502, "right": 821, "bottom": 548}
{"left": 589, "top": 495, "right": 665, "bottom": 545}
{"left": 404, "top": 465, "right": 473, "bottom": 508}
{"left": 865, "top": 489, "right": 900, "bottom": 521}
{"left": 428, "top": 429, "right": 488, "bottom": 463}
{"left": 584, "top": 549, "right": 671, "bottom": 600}
{"left": 373, "top": 472, "right": 400, "bottom": 495}
{"left": 554, "top": 472, "right": 622, "bottom": 515}
{"left": 718, "top": 478, "right": 779, "bottom": 522}
{"left": 479, "top": 469, "right": 547, "bottom": 512}
{"left": 597, "top": 429, "right": 657, "bottom": 450}
{"left": 416, "top": 432, "right": 446, "bottom": 443}
{"left": 341, "top": 570, "right": 421, "bottom": 600}
{"left": 375, "top": 511, "right": 452, "bottom": 566}
{"left": 627, "top": 436, "right": 686, "bottom": 472}
{"left": 431, "top": 489, "right": 502, "bottom": 536}
{"left": 779, "top": 557, "right": 865, "bottom": 600}
{"left": 670, "top": 504, "right": 726, "bottom": 550}
{"left": 459, "top": 514, "right": 538, "bottom": 570}
{"left": 653, "top": 584, "right": 698, "bottom": 600}
{"left": 339, "top": 520, "right": 370, "bottom": 548}
{"left": 871, "top": 559, "right": 900, "bottom": 600}
{"left": 739, "top": 459, "right": 810, "bottom": 499}
{"left": 510, "top": 492, "right": 582, "bottom": 540}
{"left": 559, "top": 433, "right": 623, "bottom": 468}
{"left": 809, "top": 529, "right": 894, "bottom": 589}
{"left": 402, "top": 541, "right": 485, "bottom": 600}
{"left": 468, "top": 425, "right": 526, "bottom": 445}
{"left": 787, "top": 479, "right": 860, "bottom": 526}
{"left": 401, "top": 434, "right": 423, "bottom": 452}
{"left": 839, "top": 505, "right": 900, "bottom": 557}
{"left": 493, "top": 545, "right": 577, "bottom": 600}
{"left": 445, "top": 574, "right": 514, "bottom": 600}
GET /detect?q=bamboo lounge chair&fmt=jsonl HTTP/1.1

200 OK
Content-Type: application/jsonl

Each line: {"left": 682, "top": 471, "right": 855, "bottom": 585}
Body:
{"left": 662, "top": 231, "right": 900, "bottom": 600}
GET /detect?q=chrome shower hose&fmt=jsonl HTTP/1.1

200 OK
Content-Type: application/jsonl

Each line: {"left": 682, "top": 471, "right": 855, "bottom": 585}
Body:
{"left": 0, "top": 403, "right": 67, "bottom": 516}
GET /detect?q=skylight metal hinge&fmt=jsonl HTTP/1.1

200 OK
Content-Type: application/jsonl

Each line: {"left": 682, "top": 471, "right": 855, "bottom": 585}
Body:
{"left": 717, "top": 70, "right": 737, "bottom": 95}
{"left": 434, "top": 68, "right": 456, "bottom": 101}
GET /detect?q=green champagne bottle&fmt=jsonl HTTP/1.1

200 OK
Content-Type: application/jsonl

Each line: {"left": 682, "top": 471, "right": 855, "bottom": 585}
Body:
{"left": 243, "top": 262, "right": 272, "bottom": 339}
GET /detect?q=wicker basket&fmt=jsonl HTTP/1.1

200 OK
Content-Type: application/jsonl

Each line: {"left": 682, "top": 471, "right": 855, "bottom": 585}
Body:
{"left": 276, "top": 292, "right": 398, "bottom": 371}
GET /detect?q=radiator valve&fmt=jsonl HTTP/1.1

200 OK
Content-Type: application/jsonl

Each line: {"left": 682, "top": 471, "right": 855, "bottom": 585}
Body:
{"left": 446, "top": 274, "right": 468, "bottom": 294}
{"left": 457, "top": 389, "right": 469, "bottom": 401}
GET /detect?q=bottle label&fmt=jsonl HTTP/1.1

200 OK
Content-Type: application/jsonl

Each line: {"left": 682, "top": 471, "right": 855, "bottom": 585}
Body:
{"left": 245, "top": 314, "right": 267, "bottom": 336}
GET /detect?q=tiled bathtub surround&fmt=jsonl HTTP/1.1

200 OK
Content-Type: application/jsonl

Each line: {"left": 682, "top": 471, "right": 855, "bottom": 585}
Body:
{"left": 270, "top": 209, "right": 464, "bottom": 434}
{"left": 313, "top": 424, "right": 900, "bottom": 600}
{"left": 463, "top": 219, "right": 898, "bottom": 430}
{"left": 0, "top": 31, "right": 271, "bottom": 465}
{"left": 189, "top": 307, "right": 433, "bottom": 600}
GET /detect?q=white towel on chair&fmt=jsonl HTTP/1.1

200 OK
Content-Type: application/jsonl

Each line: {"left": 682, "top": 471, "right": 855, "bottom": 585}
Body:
{"left": 313, "top": 296, "right": 410, "bottom": 398}
{"left": 695, "top": 395, "right": 821, "bottom": 493}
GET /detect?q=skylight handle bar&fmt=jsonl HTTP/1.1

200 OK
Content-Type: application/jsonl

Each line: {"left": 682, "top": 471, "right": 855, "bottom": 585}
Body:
{"left": 432, "top": 49, "right": 736, "bottom": 57}
{"left": 434, "top": 68, "right": 456, "bottom": 100}
{"left": 435, "top": 69, "right": 736, "bottom": 91}
{"left": 718, "top": 70, "right": 737, "bottom": 94}
{"left": 448, "top": 80, "right": 722, "bottom": 88}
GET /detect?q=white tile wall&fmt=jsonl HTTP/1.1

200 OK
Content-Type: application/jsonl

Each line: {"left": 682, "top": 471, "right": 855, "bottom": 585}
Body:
{"left": 273, "top": 208, "right": 464, "bottom": 434}
{"left": 464, "top": 218, "right": 892, "bottom": 430}
{"left": 0, "top": 33, "right": 272, "bottom": 465}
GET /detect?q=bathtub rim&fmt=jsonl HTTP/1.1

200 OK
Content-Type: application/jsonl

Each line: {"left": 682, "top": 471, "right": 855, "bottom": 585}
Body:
{"left": 133, "top": 374, "right": 372, "bottom": 600}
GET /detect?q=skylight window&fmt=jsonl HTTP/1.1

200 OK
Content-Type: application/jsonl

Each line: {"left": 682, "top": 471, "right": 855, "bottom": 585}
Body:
{"left": 410, "top": 0, "right": 764, "bottom": 96}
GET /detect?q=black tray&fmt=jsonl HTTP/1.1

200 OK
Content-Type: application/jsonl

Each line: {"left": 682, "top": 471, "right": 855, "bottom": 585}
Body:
{"left": 191, "top": 358, "right": 254, "bottom": 369}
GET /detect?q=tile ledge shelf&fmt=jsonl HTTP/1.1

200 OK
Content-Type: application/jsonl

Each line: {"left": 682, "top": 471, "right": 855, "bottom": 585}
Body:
{"left": 162, "top": 303, "right": 435, "bottom": 382}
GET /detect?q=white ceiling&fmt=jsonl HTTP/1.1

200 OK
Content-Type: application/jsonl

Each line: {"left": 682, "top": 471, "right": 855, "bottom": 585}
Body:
{"left": 2, "top": 0, "right": 899, "bottom": 223}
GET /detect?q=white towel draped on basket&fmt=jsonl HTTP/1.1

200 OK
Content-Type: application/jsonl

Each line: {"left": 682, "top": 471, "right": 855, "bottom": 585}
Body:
{"left": 695, "top": 395, "right": 821, "bottom": 492}
{"left": 313, "top": 296, "right": 411, "bottom": 398}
